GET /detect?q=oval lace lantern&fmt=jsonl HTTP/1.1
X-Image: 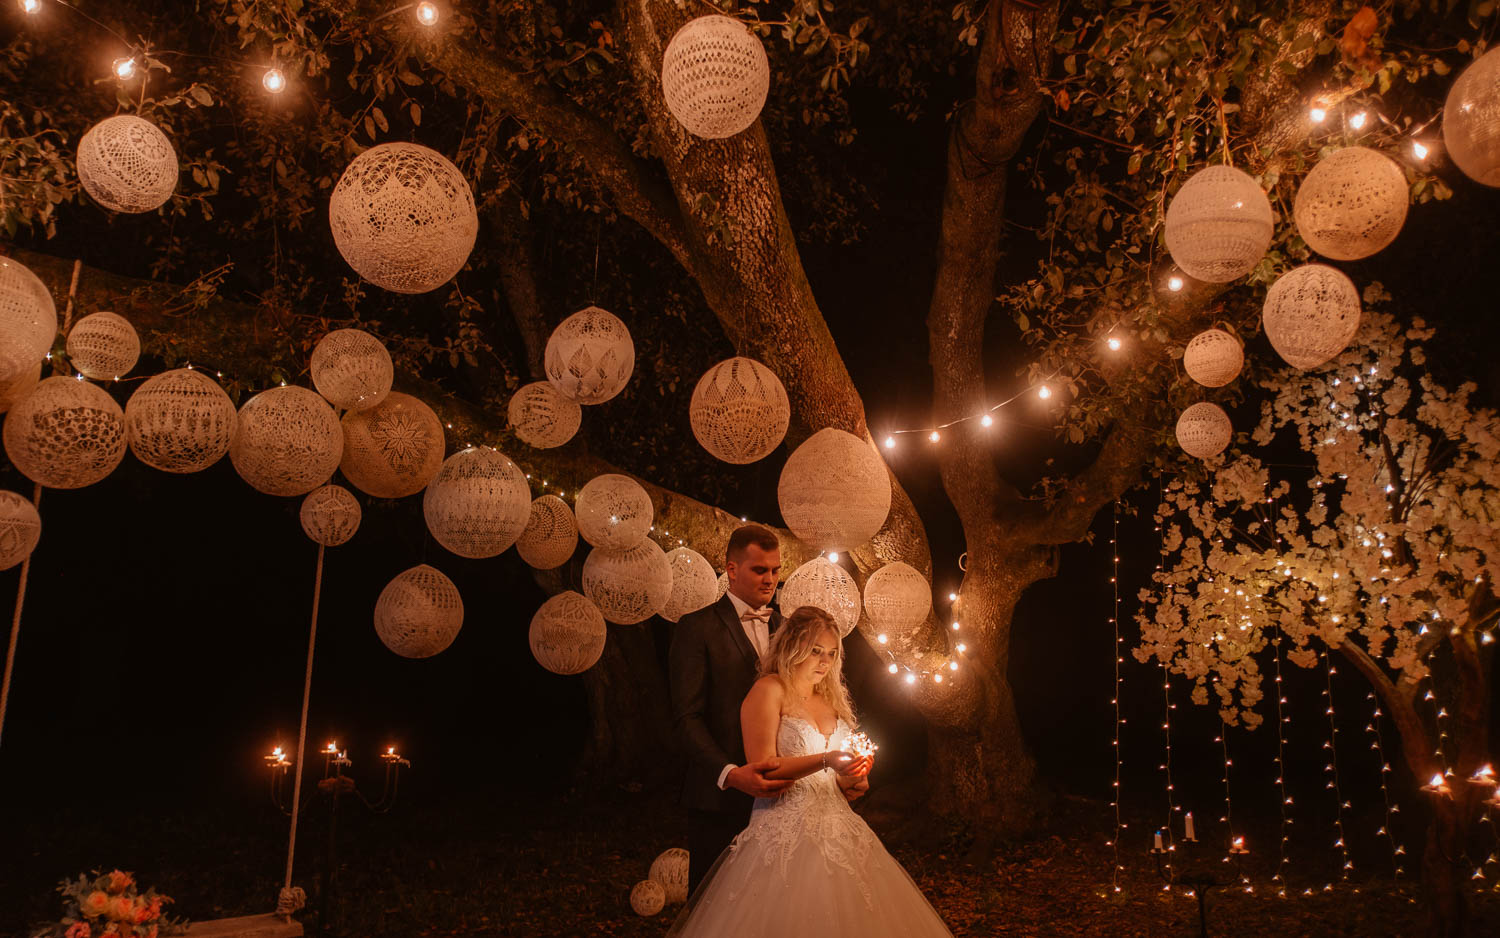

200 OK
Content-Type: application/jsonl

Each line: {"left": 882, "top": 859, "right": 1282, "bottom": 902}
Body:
{"left": 662, "top": 547, "right": 718, "bottom": 623}
{"left": 777, "top": 428, "right": 891, "bottom": 553}
{"left": 1176, "top": 402, "right": 1233, "bottom": 460}
{"left": 508, "top": 381, "right": 582, "bottom": 449}
{"left": 339, "top": 391, "right": 446, "bottom": 499}
{"left": 0, "top": 364, "right": 40, "bottom": 414}
{"left": 862, "top": 562, "right": 931, "bottom": 641}
{"left": 422, "top": 447, "right": 531, "bottom": 559}
{"left": 3, "top": 376, "right": 126, "bottom": 489}
{"left": 328, "top": 143, "right": 478, "bottom": 294}
{"left": 374, "top": 564, "right": 464, "bottom": 658}
{"left": 689, "top": 357, "right": 790, "bottom": 464}
{"left": 544, "top": 306, "right": 635, "bottom": 404}
{"left": 310, "top": 328, "right": 393, "bottom": 412}
{"left": 0, "top": 257, "right": 57, "bottom": 386}
{"left": 1164, "top": 165, "right": 1274, "bottom": 283}
{"left": 1182, "top": 329, "right": 1244, "bottom": 388}
{"left": 575, "top": 473, "right": 653, "bottom": 550}
{"left": 1262, "top": 265, "right": 1362, "bottom": 370}
{"left": 516, "top": 495, "right": 579, "bottom": 570}
{"left": 66, "top": 311, "right": 139, "bottom": 380}
{"left": 630, "top": 880, "right": 666, "bottom": 918}
{"left": 229, "top": 386, "right": 343, "bottom": 497}
{"left": 1293, "top": 147, "right": 1408, "bottom": 261}
{"left": 125, "top": 368, "right": 237, "bottom": 473}
{"left": 649, "top": 848, "right": 691, "bottom": 905}
{"left": 76, "top": 115, "right": 178, "bottom": 213}
{"left": 661, "top": 15, "right": 771, "bottom": 140}
{"left": 300, "top": 484, "right": 362, "bottom": 547}
{"left": 582, "top": 540, "right": 672, "bottom": 625}
{"left": 1444, "top": 47, "right": 1500, "bottom": 186}
{"left": 0, "top": 489, "right": 41, "bottom": 571}
{"left": 529, "top": 591, "right": 607, "bottom": 675}
{"left": 779, "top": 556, "right": 861, "bottom": 638}
{"left": 716, "top": 571, "right": 729, "bottom": 601}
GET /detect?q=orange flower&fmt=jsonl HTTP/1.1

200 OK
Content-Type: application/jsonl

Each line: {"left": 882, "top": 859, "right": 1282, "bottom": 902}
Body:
{"left": 84, "top": 892, "right": 111, "bottom": 918}
{"left": 133, "top": 897, "right": 160, "bottom": 924}
{"left": 64, "top": 923, "right": 91, "bottom": 938}
{"left": 104, "top": 871, "right": 134, "bottom": 895}
{"left": 109, "top": 896, "right": 135, "bottom": 922}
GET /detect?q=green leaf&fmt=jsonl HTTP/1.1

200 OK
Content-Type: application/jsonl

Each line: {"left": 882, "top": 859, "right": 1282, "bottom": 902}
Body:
{"left": 189, "top": 85, "right": 214, "bottom": 107}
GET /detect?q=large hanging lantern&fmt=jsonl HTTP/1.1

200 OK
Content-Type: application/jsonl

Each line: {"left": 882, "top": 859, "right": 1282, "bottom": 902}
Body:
{"left": 1443, "top": 46, "right": 1500, "bottom": 186}
{"left": 3, "top": 376, "right": 126, "bottom": 489}
{"left": 76, "top": 115, "right": 178, "bottom": 214}
{"left": 1262, "top": 264, "right": 1362, "bottom": 370}
{"left": 862, "top": 562, "right": 931, "bottom": 641}
{"left": 688, "top": 356, "right": 790, "bottom": 464}
{"left": 299, "top": 484, "right": 362, "bottom": 547}
{"left": 529, "top": 591, "right": 607, "bottom": 675}
{"left": 779, "top": 556, "right": 861, "bottom": 638}
{"left": 339, "top": 391, "right": 446, "bottom": 499}
{"left": 0, "top": 364, "right": 40, "bottom": 414}
{"left": 508, "top": 381, "right": 582, "bottom": 449}
{"left": 66, "top": 312, "right": 139, "bottom": 380}
{"left": 0, "top": 257, "right": 57, "bottom": 386}
{"left": 661, "top": 546, "right": 718, "bottom": 623}
{"left": 374, "top": 564, "right": 464, "bottom": 658}
{"left": 1163, "top": 165, "right": 1274, "bottom": 283}
{"left": 422, "top": 447, "right": 531, "bottom": 559}
{"left": 1293, "top": 147, "right": 1408, "bottom": 261}
{"left": 229, "top": 385, "right": 343, "bottom": 497}
{"left": 516, "top": 495, "right": 579, "bottom": 570}
{"left": 543, "top": 306, "right": 635, "bottom": 405}
{"left": 661, "top": 15, "right": 771, "bottom": 140}
{"left": 0, "top": 489, "right": 41, "bottom": 571}
{"left": 582, "top": 540, "right": 672, "bottom": 625}
{"left": 328, "top": 143, "right": 478, "bottom": 294}
{"left": 310, "top": 328, "right": 393, "bottom": 412}
{"left": 1182, "top": 329, "right": 1244, "bottom": 388}
{"left": 575, "top": 473, "right": 653, "bottom": 550}
{"left": 777, "top": 428, "right": 891, "bottom": 553}
{"left": 124, "top": 368, "right": 237, "bottom": 473}
{"left": 1176, "top": 402, "right": 1233, "bottom": 460}
{"left": 649, "top": 848, "right": 691, "bottom": 905}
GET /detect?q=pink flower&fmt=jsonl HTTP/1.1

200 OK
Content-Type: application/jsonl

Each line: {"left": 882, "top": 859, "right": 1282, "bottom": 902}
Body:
{"left": 84, "top": 892, "right": 111, "bottom": 918}
{"left": 104, "top": 871, "right": 134, "bottom": 896}
{"left": 65, "top": 924, "right": 91, "bottom": 938}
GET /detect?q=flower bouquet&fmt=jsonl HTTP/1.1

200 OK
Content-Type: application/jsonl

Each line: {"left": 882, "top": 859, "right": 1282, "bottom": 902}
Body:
{"left": 31, "top": 870, "right": 186, "bottom": 938}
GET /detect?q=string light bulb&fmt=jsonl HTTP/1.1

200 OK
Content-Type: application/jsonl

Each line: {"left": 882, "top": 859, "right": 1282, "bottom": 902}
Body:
{"left": 1412, "top": 141, "right": 1429, "bottom": 160}
{"left": 888, "top": 663, "right": 898, "bottom": 674}
{"left": 112, "top": 56, "right": 136, "bottom": 80}
{"left": 1349, "top": 111, "right": 1367, "bottom": 130}
{"left": 980, "top": 414, "right": 993, "bottom": 427}
{"left": 263, "top": 67, "right": 286, "bottom": 93}
{"left": 1106, "top": 336, "right": 1122, "bottom": 351}
{"left": 827, "top": 552, "right": 839, "bottom": 563}
{"left": 1037, "top": 384, "right": 1052, "bottom": 400}
{"left": 1167, "top": 276, "right": 1184, "bottom": 292}
{"left": 928, "top": 430, "right": 940, "bottom": 443}
{"left": 415, "top": 1, "right": 439, "bottom": 26}
{"left": 884, "top": 435, "right": 895, "bottom": 449}
{"left": 1310, "top": 107, "right": 1327, "bottom": 123}
{"left": 21, "top": 0, "right": 41, "bottom": 13}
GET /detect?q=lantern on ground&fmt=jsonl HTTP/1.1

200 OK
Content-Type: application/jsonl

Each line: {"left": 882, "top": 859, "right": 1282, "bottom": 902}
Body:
{"left": 1176, "top": 402, "right": 1233, "bottom": 460}
{"left": 779, "top": 556, "right": 861, "bottom": 638}
{"left": 0, "top": 257, "right": 56, "bottom": 386}
{"left": 422, "top": 447, "right": 531, "bottom": 559}
{"left": 630, "top": 880, "right": 666, "bottom": 917}
{"left": 1444, "top": 46, "right": 1500, "bottom": 186}
{"left": 649, "top": 848, "right": 691, "bottom": 905}
{"left": 3, "top": 376, "right": 126, "bottom": 489}
{"left": 516, "top": 495, "right": 579, "bottom": 569}
{"left": 76, "top": 115, "right": 178, "bottom": 213}
{"left": 689, "top": 356, "right": 790, "bottom": 464}
{"left": 310, "top": 328, "right": 393, "bottom": 412}
{"left": 125, "top": 368, "right": 238, "bottom": 473}
{"left": 544, "top": 306, "right": 634, "bottom": 404}
{"left": 582, "top": 540, "right": 672, "bottom": 625}
{"left": 339, "top": 391, "right": 446, "bottom": 499}
{"left": 1164, "top": 165, "right": 1274, "bottom": 283}
{"left": 66, "top": 312, "right": 139, "bottom": 380}
{"left": 862, "top": 562, "right": 931, "bottom": 643}
{"left": 575, "top": 473, "right": 653, "bottom": 550}
{"left": 508, "top": 381, "right": 582, "bottom": 449}
{"left": 374, "top": 564, "right": 464, "bottom": 658}
{"left": 529, "top": 591, "right": 607, "bottom": 675}
{"left": 0, "top": 490, "right": 41, "bottom": 571}
{"left": 229, "top": 386, "right": 343, "bottom": 497}
{"left": 777, "top": 428, "right": 891, "bottom": 553}
{"left": 300, "top": 485, "right": 362, "bottom": 547}
{"left": 1262, "top": 264, "right": 1362, "bottom": 370}
{"left": 1182, "top": 329, "right": 1244, "bottom": 388}
{"left": 662, "top": 547, "right": 718, "bottom": 623}
{"left": 1293, "top": 146, "right": 1408, "bottom": 260}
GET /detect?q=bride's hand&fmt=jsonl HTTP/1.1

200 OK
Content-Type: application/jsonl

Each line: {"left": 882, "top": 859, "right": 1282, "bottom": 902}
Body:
{"left": 828, "top": 752, "right": 871, "bottom": 777}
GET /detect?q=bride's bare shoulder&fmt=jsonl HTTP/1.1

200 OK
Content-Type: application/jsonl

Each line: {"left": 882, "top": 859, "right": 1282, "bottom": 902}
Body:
{"left": 743, "top": 675, "right": 785, "bottom": 709}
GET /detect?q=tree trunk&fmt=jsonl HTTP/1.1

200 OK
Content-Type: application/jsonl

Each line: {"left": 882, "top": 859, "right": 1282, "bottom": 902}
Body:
{"left": 1423, "top": 799, "right": 1468, "bottom": 938}
{"left": 580, "top": 623, "right": 676, "bottom": 789}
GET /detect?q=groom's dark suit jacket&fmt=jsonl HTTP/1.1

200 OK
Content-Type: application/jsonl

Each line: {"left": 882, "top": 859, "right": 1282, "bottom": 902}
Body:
{"left": 669, "top": 594, "right": 782, "bottom": 814}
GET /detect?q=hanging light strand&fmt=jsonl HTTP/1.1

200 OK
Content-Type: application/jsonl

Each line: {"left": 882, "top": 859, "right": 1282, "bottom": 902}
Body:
{"left": 1271, "top": 628, "right": 1294, "bottom": 897}
{"left": 1365, "top": 691, "right": 1406, "bottom": 879}
{"left": 1321, "top": 647, "right": 1352, "bottom": 888}
{"left": 882, "top": 373, "right": 1062, "bottom": 450}
{"left": 1107, "top": 500, "right": 1125, "bottom": 893}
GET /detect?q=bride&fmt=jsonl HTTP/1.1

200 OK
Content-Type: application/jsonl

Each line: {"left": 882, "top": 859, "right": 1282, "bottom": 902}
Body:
{"left": 667, "top": 605, "right": 955, "bottom": 937}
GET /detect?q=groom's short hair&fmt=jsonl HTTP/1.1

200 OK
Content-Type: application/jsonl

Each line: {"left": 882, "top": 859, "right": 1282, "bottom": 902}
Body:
{"left": 727, "top": 523, "right": 780, "bottom": 562}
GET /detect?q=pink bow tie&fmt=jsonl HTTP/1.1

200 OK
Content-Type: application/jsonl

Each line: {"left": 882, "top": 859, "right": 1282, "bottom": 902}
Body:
{"left": 740, "top": 609, "right": 771, "bottom": 623}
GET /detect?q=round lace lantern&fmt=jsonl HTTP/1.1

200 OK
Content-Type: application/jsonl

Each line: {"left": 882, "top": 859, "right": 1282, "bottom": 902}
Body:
{"left": 124, "top": 368, "right": 237, "bottom": 473}
{"left": 1262, "top": 264, "right": 1362, "bottom": 370}
{"left": 1444, "top": 47, "right": 1500, "bottom": 186}
{"left": 862, "top": 562, "right": 931, "bottom": 641}
{"left": 339, "top": 392, "right": 446, "bottom": 499}
{"left": 374, "top": 564, "right": 464, "bottom": 658}
{"left": 689, "top": 357, "right": 790, "bottom": 464}
{"left": 422, "top": 447, "right": 531, "bottom": 559}
{"left": 300, "top": 484, "right": 362, "bottom": 547}
{"left": 66, "top": 312, "right": 139, "bottom": 380}
{"left": 328, "top": 143, "right": 478, "bottom": 294}
{"left": 229, "top": 386, "right": 343, "bottom": 497}
{"left": 0, "top": 490, "right": 41, "bottom": 571}
{"left": 1176, "top": 402, "right": 1233, "bottom": 460}
{"left": 516, "top": 495, "right": 579, "bottom": 570}
{"left": 0, "top": 364, "right": 40, "bottom": 414}
{"left": 0, "top": 257, "right": 57, "bottom": 386}
{"left": 310, "top": 329, "right": 393, "bottom": 412}
{"left": 662, "top": 547, "right": 718, "bottom": 623}
{"left": 779, "top": 556, "right": 861, "bottom": 638}
{"left": 1293, "top": 147, "right": 1409, "bottom": 260}
{"left": 543, "top": 306, "right": 635, "bottom": 405}
{"left": 508, "top": 381, "right": 582, "bottom": 449}
{"left": 661, "top": 15, "right": 771, "bottom": 140}
{"left": 1183, "top": 329, "right": 1244, "bottom": 388}
{"left": 583, "top": 540, "right": 672, "bottom": 625}
{"left": 630, "top": 880, "right": 666, "bottom": 918}
{"left": 575, "top": 473, "right": 654, "bottom": 550}
{"left": 777, "top": 428, "right": 892, "bottom": 553}
{"left": 1164, "top": 165, "right": 1274, "bottom": 283}
{"left": 76, "top": 115, "right": 178, "bottom": 213}
{"left": 529, "top": 591, "right": 607, "bottom": 675}
{"left": 649, "top": 848, "right": 691, "bottom": 905}
{"left": 3, "top": 376, "right": 126, "bottom": 489}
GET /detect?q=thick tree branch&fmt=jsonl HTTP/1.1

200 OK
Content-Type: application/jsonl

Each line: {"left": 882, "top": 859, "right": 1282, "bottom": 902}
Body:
{"left": 489, "top": 188, "right": 549, "bottom": 380}
{"left": 1337, "top": 639, "right": 1437, "bottom": 782}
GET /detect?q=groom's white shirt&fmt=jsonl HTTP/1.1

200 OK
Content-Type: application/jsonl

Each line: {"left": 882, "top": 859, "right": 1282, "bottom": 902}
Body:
{"left": 715, "top": 591, "right": 772, "bottom": 790}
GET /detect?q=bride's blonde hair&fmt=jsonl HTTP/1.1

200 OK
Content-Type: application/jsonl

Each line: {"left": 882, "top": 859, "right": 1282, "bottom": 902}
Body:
{"left": 760, "top": 606, "right": 857, "bottom": 729}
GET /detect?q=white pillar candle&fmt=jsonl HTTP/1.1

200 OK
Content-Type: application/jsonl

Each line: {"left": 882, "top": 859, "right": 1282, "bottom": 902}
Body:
{"left": 1154, "top": 830, "right": 1164, "bottom": 852}
{"left": 1185, "top": 812, "right": 1196, "bottom": 841}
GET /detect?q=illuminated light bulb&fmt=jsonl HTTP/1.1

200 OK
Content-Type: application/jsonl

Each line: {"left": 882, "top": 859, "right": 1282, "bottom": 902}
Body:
{"left": 21, "top": 0, "right": 40, "bottom": 12}
{"left": 884, "top": 435, "right": 895, "bottom": 449}
{"left": 948, "top": 592, "right": 957, "bottom": 602}
{"left": 1037, "top": 384, "right": 1052, "bottom": 400}
{"left": 1106, "top": 336, "right": 1122, "bottom": 351}
{"left": 877, "top": 634, "right": 888, "bottom": 645}
{"left": 951, "top": 622, "right": 960, "bottom": 631}
{"left": 1349, "top": 111, "right": 1367, "bottom": 130}
{"left": 980, "top": 414, "right": 993, "bottom": 427}
{"left": 956, "top": 643, "right": 967, "bottom": 652}
{"left": 113, "top": 56, "right": 136, "bottom": 80}
{"left": 934, "top": 673, "right": 943, "bottom": 683}
{"left": 1310, "top": 107, "right": 1327, "bottom": 123}
{"left": 827, "top": 552, "right": 839, "bottom": 563}
{"left": 949, "top": 661, "right": 958, "bottom": 671}
{"left": 929, "top": 430, "right": 940, "bottom": 443}
{"left": 888, "top": 663, "right": 898, "bottom": 674}
{"left": 1484, "top": 632, "right": 1495, "bottom": 645}
{"left": 415, "top": 1, "right": 439, "bottom": 26}
{"left": 1412, "top": 141, "right": 1429, "bottom": 160}
{"left": 1167, "top": 275, "right": 1184, "bottom": 292}
{"left": 263, "top": 67, "right": 286, "bottom": 93}
{"left": 904, "top": 673, "right": 915, "bottom": 685}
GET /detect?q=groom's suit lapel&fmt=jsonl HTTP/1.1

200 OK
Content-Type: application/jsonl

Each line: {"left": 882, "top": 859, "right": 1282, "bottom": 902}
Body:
{"left": 714, "top": 594, "right": 760, "bottom": 669}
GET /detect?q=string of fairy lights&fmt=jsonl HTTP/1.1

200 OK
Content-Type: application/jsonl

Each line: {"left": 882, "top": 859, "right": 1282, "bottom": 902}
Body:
{"left": 1319, "top": 648, "right": 1353, "bottom": 889}
{"left": 1364, "top": 692, "right": 1406, "bottom": 878}
{"left": 1270, "top": 628, "right": 1295, "bottom": 897}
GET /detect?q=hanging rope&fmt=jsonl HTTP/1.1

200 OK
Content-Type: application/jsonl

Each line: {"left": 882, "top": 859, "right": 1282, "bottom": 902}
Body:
{"left": 279, "top": 542, "right": 325, "bottom": 919}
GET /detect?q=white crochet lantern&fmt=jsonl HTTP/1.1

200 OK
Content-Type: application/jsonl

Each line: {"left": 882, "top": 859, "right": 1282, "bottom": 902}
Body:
{"left": 575, "top": 473, "right": 653, "bottom": 550}
{"left": 583, "top": 540, "right": 672, "bottom": 625}
{"left": 862, "top": 562, "right": 931, "bottom": 640}
{"left": 328, "top": 143, "right": 478, "bottom": 294}
{"left": 544, "top": 306, "right": 635, "bottom": 404}
{"left": 229, "top": 386, "right": 343, "bottom": 497}
{"left": 3, "top": 376, "right": 126, "bottom": 489}
{"left": 310, "top": 329, "right": 393, "bottom": 412}
{"left": 649, "top": 848, "right": 691, "bottom": 905}
{"left": 1176, "top": 402, "right": 1233, "bottom": 460}
{"left": 300, "top": 484, "right": 362, "bottom": 547}
{"left": 630, "top": 880, "right": 666, "bottom": 918}
{"left": 716, "top": 571, "right": 729, "bottom": 601}
{"left": 508, "top": 381, "right": 581, "bottom": 449}
{"left": 777, "top": 428, "right": 891, "bottom": 553}
{"left": 339, "top": 392, "right": 446, "bottom": 499}
{"left": 0, "top": 490, "right": 41, "bottom": 571}
{"left": 661, "top": 15, "right": 770, "bottom": 140}
{"left": 1182, "top": 329, "right": 1244, "bottom": 388}
{"left": 516, "top": 495, "right": 579, "bottom": 570}
{"left": 0, "top": 257, "right": 57, "bottom": 385}
{"left": 779, "top": 556, "right": 861, "bottom": 638}
{"left": 0, "top": 364, "right": 40, "bottom": 414}
{"left": 662, "top": 547, "right": 718, "bottom": 623}
{"left": 1293, "top": 147, "right": 1409, "bottom": 261}
{"left": 422, "top": 447, "right": 531, "bottom": 559}
{"left": 529, "top": 591, "right": 607, "bottom": 675}
{"left": 124, "top": 368, "right": 237, "bottom": 473}
{"left": 374, "top": 564, "right": 464, "bottom": 658}
{"left": 1444, "top": 46, "right": 1500, "bottom": 186}
{"left": 76, "top": 115, "right": 178, "bottom": 214}
{"left": 689, "top": 357, "right": 790, "bottom": 464}
{"left": 1262, "top": 264, "right": 1362, "bottom": 370}
{"left": 65, "top": 311, "right": 138, "bottom": 381}
{"left": 1164, "top": 165, "right": 1274, "bottom": 283}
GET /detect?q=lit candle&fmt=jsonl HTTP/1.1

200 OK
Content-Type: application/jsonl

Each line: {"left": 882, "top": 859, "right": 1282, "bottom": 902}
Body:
{"left": 1230, "top": 836, "right": 1248, "bottom": 855}
{"left": 1184, "top": 812, "right": 1196, "bottom": 842}
{"left": 1153, "top": 830, "right": 1164, "bottom": 852}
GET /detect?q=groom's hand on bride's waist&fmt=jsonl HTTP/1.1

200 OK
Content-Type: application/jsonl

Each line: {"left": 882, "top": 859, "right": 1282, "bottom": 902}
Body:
{"left": 726, "top": 759, "right": 795, "bottom": 798}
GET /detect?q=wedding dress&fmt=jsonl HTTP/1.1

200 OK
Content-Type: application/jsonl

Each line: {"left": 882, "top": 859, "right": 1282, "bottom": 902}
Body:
{"left": 666, "top": 713, "right": 954, "bottom": 937}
